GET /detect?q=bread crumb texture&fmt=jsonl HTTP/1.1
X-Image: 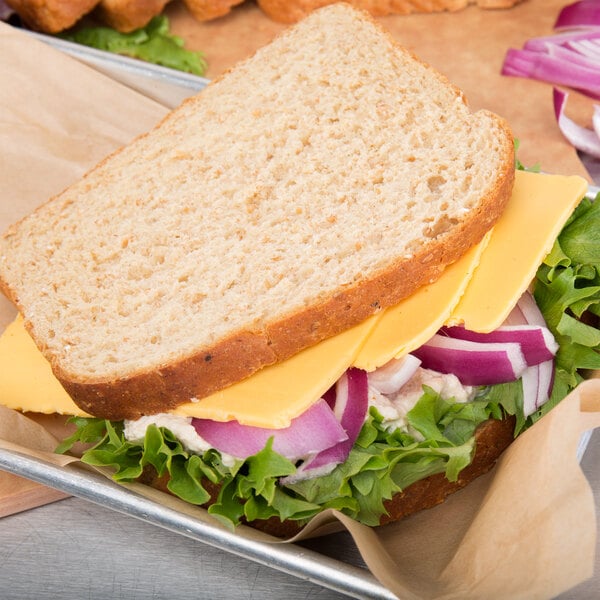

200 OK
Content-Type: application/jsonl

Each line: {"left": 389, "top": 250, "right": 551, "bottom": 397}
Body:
{"left": 0, "top": 5, "right": 513, "bottom": 388}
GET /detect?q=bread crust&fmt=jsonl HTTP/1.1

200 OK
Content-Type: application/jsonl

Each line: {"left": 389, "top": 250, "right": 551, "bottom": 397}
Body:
{"left": 140, "top": 415, "right": 516, "bottom": 538}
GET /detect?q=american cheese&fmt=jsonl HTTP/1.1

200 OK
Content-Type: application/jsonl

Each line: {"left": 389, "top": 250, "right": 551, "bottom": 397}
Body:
{"left": 0, "top": 171, "right": 588, "bottom": 427}
{"left": 447, "top": 171, "right": 588, "bottom": 331}
{"left": 172, "top": 315, "right": 381, "bottom": 427}
{"left": 0, "top": 316, "right": 91, "bottom": 417}
{"left": 353, "top": 233, "right": 490, "bottom": 371}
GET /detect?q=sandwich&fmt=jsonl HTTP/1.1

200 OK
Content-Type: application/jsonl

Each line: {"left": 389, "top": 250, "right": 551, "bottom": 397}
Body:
{"left": 0, "top": 4, "right": 597, "bottom": 538}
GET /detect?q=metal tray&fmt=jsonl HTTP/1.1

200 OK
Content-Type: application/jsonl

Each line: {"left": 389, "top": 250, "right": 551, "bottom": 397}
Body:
{"left": 0, "top": 447, "right": 394, "bottom": 599}
{"left": 26, "top": 30, "right": 209, "bottom": 108}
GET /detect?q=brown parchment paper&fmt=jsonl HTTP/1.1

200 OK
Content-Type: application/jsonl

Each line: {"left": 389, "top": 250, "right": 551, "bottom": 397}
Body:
{"left": 1, "top": 8, "right": 600, "bottom": 599}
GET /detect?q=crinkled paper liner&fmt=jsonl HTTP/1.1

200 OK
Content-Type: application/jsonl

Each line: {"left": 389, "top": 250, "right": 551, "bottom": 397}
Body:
{"left": 0, "top": 382, "right": 599, "bottom": 599}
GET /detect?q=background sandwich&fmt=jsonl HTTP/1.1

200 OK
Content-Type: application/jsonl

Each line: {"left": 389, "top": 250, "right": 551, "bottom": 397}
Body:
{"left": 0, "top": 4, "right": 598, "bottom": 537}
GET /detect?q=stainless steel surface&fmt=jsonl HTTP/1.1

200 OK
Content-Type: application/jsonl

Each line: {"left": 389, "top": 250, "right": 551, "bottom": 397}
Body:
{"left": 0, "top": 448, "right": 394, "bottom": 600}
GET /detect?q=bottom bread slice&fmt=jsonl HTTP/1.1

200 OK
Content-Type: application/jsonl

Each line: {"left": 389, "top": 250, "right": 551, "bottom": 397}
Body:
{"left": 139, "top": 415, "right": 516, "bottom": 538}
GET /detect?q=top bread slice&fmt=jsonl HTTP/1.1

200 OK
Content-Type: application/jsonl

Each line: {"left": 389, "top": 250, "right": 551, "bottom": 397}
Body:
{"left": 0, "top": 3, "right": 514, "bottom": 420}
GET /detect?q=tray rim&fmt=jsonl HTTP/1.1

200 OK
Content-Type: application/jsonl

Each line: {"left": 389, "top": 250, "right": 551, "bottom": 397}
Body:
{"left": 0, "top": 446, "right": 396, "bottom": 599}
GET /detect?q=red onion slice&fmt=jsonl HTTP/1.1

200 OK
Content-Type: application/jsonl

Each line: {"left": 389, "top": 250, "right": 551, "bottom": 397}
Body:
{"left": 521, "top": 360, "right": 555, "bottom": 417}
{"left": 593, "top": 104, "right": 600, "bottom": 138}
{"left": 441, "top": 325, "right": 558, "bottom": 366}
{"left": 412, "top": 335, "right": 528, "bottom": 386}
{"left": 524, "top": 30, "right": 600, "bottom": 53}
{"left": 553, "top": 88, "right": 600, "bottom": 158}
{"left": 567, "top": 38, "right": 600, "bottom": 61}
{"left": 502, "top": 48, "right": 600, "bottom": 99}
{"left": 555, "top": 0, "right": 600, "bottom": 31}
{"left": 191, "top": 398, "right": 347, "bottom": 461}
{"left": 367, "top": 354, "right": 422, "bottom": 395}
{"left": 549, "top": 42, "right": 600, "bottom": 71}
{"left": 508, "top": 290, "right": 548, "bottom": 327}
{"left": 504, "top": 292, "right": 556, "bottom": 414}
{"left": 281, "top": 368, "right": 369, "bottom": 484}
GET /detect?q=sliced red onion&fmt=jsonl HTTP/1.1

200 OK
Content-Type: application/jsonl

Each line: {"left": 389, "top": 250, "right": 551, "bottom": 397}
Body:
{"left": 555, "top": 0, "right": 600, "bottom": 31}
{"left": 548, "top": 42, "right": 600, "bottom": 69}
{"left": 521, "top": 360, "right": 555, "bottom": 417}
{"left": 412, "top": 335, "right": 528, "bottom": 386}
{"left": 553, "top": 88, "right": 600, "bottom": 158}
{"left": 524, "top": 29, "right": 600, "bottom": 53}
{"left": 441, "top": 325, "right": 558, "bottom": 366}
{"left": 510, "top": 290, "right": 548, "bottom": 327}
{"left": 502, "top": 10, "right": 600, "bottom": 101}
{"left": 567, "top": 38, "right": 600, "bottom": 61}
{"left": 593, "top": 103, "right": 600, "bottom": 138}
{"left": 191, "top": 397, "right": 347, "bottom": 461}
{"left": 504, "top": 292, "right": 556, "bottom": 413}
{"left": 281, "top": 368, "right": 368, "bottom": 484}
{"left": 367, "top": 354, "right": 422, "bottom": 395}
{"left": 502, "top": 48, "right": 600, "bottom": 99}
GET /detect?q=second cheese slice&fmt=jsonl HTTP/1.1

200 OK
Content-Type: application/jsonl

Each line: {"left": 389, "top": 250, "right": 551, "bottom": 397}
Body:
{"left": 447, "top": 171, "right": 588, "bottom": 331}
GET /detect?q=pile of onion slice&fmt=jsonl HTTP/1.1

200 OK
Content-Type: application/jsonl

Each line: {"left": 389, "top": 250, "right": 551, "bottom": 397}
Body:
{"left": 192, "top": 368, "right": 369, "bottom": 481}
{"left": 501, "top": 1, "right": 600, "bottom": 156}
{"left": 414, "top": 292, "right": 557, "bottom": 416}
{"left": 502, "top": 1, "right": 600, "bottom": 99}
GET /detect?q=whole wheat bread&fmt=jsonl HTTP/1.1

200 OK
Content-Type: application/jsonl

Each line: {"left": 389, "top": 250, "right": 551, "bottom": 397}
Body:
{"left": 0, "top": 4, "right": 514, "bottom": 420}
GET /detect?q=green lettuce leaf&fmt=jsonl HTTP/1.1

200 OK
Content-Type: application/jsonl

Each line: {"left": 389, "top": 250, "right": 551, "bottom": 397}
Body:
{"left": 533, "top": 194, "right": 600, "bottom": 396}
{"left": 57, "top": 383, "right": 512, "bottom": 529}
{"left": 59, "top": 16, "right": 207, "bottom": 76}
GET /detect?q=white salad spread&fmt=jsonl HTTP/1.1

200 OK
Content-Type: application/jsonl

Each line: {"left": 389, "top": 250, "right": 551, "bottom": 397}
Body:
{"left": 123, "top": 414, "right": 237, "bottom": 467}
{"left": 368, "top": 368, "right": 475, "bottom": 437}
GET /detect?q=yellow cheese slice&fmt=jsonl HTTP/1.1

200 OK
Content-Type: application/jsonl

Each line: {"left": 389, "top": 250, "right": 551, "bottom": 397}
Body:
{"left": 0, "top": 312, "right": 379, "bottom": 427}
{"left": 0, "top": 316, "right": 91, "bottom": 417}
{"left": 447, "top": 170, "right": 588, "bottom": 332}
{"left": 172, "top": 315, "right": 381, "bottom": 427}
{"left": 0, "top": 171, "right": 588, "bottom": 428}
{"left": 353, "top": 233, "right": 490, "bottom": 371}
